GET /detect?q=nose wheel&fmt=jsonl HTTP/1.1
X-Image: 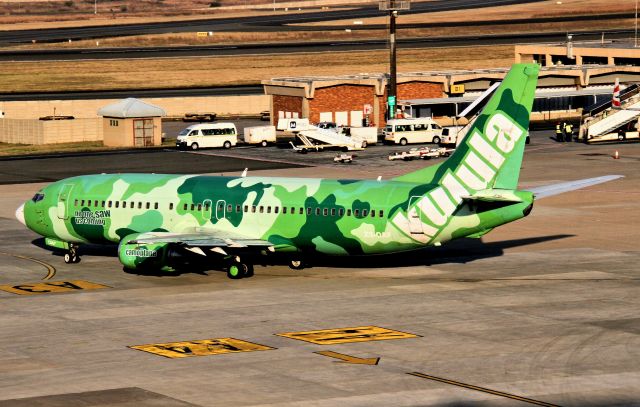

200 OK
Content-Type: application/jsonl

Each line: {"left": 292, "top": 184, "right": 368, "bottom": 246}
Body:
{"left": 63, "top": 245, "right": 80, "bottom": 264}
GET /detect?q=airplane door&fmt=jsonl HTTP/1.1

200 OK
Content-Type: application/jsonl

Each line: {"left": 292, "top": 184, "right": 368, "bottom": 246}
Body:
{"left": 57, "top": 184, "right": 74, "bottom": 220}
{"left": 215, "top": 199, "right": 226, "bottom": 221}
{"left": 202, "top": 199, "right": 212, "bottom": 221}
{"left": 407, "top": 196, "right": 424, "bottom": 234}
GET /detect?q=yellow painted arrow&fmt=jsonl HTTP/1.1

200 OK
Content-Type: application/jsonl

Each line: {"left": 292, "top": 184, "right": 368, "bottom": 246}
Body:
{"left": 314, "top": 350, "right": 380, "bottom": 365}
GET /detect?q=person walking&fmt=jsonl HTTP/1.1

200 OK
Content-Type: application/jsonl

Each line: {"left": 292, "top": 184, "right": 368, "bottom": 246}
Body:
{"left": 555, "top": 122, "right": 564, "bottom": 142}
{"left": 564, "top": 122, "right": 573, "bottom": 142}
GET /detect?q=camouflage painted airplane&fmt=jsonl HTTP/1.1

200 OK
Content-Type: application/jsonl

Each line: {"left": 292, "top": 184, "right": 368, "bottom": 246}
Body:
{"left": 15, "top": 64, "right": 621, "bottom": 279}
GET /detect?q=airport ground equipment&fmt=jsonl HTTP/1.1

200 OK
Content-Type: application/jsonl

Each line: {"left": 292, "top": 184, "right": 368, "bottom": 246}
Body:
{"left": 290, "top": 128, "right": 365, "bottom": 152}
{"left": 388, "top": 147, "right": 453, "bottom": 161}
{"left": 243, "top": 125, "right": 276, "bottom": 146}
{"left": 334, "top": 153, "right": 356, "bottom": 163}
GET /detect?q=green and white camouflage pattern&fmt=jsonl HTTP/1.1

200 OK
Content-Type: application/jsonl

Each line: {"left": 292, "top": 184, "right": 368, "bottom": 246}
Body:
{"left": 20, "top": 63, "right": 540, "bottom": 271}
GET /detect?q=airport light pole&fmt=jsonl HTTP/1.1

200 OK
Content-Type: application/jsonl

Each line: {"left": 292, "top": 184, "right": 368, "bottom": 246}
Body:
{"left": 380, "top": 0, "right": 410, "bottom": 120}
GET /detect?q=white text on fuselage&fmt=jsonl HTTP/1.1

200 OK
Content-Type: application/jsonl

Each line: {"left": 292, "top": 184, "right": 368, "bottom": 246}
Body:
{"left": 74, "top": 210, "right": 111, "bottom": 225}
{"left": 410, "top": 112, "right": 523, "bottom": 239}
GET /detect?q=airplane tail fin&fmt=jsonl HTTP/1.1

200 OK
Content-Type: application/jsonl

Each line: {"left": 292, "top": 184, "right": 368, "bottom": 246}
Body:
{"left": 393, "top": 63, "right": 539, "bottom": 192}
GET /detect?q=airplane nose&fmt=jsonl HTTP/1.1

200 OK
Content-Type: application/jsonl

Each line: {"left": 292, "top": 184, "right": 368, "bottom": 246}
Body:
{"left": 15, "top": 203, "right": 25, "bottom": 226}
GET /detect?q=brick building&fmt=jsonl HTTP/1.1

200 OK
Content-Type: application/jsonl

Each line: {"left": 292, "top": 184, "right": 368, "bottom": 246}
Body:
{"left": 263, "top": 73, "right": 446, "bottom": 128}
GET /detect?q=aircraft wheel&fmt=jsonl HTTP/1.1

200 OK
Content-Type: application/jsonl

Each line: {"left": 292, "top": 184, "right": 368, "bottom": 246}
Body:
{"left": 226, "top": 263, "right": 245, "bottom": 279}
{"left": 64, "top": 253, "right": 72, "bottom": 264}
{"left": 289, "top": 258, "right": 305, "bottom": 270}
{"left": 244, "top": 263, "right": 254, "bottom": 278}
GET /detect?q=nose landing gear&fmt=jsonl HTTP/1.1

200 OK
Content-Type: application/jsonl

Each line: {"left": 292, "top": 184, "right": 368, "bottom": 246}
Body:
{"left": 63, "top": 244, "right": 80, "bottom": 264}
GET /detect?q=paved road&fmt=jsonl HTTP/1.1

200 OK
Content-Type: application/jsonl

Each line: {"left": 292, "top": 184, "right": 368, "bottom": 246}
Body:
{"left": 0, "top": 0, "right": 545, "bottom": 45}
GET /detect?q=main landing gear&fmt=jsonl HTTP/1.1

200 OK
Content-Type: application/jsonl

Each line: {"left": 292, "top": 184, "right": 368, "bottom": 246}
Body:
{"left": 226, "top": 256, "right": 254, "bottom": 279}
{"left": 63, "top": 244, "right": 80, "bottom": 264}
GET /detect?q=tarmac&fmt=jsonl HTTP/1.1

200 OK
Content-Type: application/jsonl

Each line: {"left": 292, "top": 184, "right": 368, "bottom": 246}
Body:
{"left": 0, "top": 132, "right": 638, "bottom": 406}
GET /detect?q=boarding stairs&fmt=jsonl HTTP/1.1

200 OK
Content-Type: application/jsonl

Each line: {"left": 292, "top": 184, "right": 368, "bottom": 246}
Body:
{"left": 585, "top": 96, "right": 640, "bottom": 138}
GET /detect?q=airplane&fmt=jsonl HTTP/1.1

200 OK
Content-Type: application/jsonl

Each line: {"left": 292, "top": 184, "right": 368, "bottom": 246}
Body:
{"left": 15, "top": 64, "right": 622, "bottom": 279}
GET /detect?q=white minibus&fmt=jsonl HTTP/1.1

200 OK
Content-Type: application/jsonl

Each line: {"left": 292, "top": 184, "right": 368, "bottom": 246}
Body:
{"left": 383, "top": 118, "right": 444, "bottom": 145}
{"left": 176, "top": 123, "right": 238, "bottom": 150}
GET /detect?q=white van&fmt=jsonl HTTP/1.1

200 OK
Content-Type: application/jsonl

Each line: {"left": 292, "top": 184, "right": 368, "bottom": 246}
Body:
{"left": 176, "top": 123, "right": 237, "bottom": 150}
{"left": 383, "top": 118, "right": 444, "bottom": 145}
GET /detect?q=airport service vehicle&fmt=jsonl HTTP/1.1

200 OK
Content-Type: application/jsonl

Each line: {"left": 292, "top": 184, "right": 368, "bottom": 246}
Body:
{"left": 176, "top": 123, "right": 237, "bottom": 150}
{"left": 383, "top": 117, "right": 445, "bottom": 145}
{"left": 337, "top": 126, "right": 378, "bottom": 147}
{"left": 243, "top": 125, "right": 276, "bottom": 147}
{"left": 276, "top": 118, "right": 311, "bottom": 133}
{"left": 16, "top": 64, "right": 622, "bottom": 279}
{"left": 388, "top": 147, "right": 453, "bottom": 161}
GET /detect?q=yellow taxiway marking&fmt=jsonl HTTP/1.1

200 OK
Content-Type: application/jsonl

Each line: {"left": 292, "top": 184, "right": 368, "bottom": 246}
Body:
{"left": 0, "top": 251, "right": 56, "bottom": 280}
{"left": 0, "top": 280, "right": 109, "bottom": 295}
{"left": 130, "top": 338, "right": 276, "bottom": 359}
{"left": 408, "top": 372, "right": 562, "bottom": 407}
{"left": 276, "top": 326, "right": 419, "bottom": 345}
{"left": 315, "top": 350, "right": 379, "bottom": 365}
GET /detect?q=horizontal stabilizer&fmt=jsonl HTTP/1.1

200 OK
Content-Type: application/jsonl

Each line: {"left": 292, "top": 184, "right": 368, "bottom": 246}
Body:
{"left": 529, "top": 175, "right": 623, "bottom": 199}
{"left": 462, "top": 189, "right": 524, "bottom": 204}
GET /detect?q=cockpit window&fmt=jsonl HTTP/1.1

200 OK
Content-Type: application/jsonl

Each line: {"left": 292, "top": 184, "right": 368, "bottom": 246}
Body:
{"left": 31, "top": 193, "right": 45, "bottom": 203}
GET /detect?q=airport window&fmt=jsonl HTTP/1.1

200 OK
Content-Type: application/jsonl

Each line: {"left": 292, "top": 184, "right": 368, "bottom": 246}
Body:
{"left": 109, "top": 119, "right": 119, "bottom": 127}
{"left": 252, "top": 206, "right": 256, "bottom": 213}
{"left": 323, "top": 208, "right": 328, "bottom": 216}
{"left": 338, "top": 208, "right": 344, "bottom": 216}
{"left": 259, "top": 206, "right": 264, "bottom": 213}
{"left": 331, "top": 208, "right": 336, "bottom": 216}
{"left": 183, "top": 203, "right": 188, "bottom": 210}
{"left": 154, "top": 203, "right": 158, "bottom": 210}
{"left": 362, "top": 209, "right": 368, "bottom": 217}
{"left": 197, "top": 204, "right": 202, "bottom": 211}
{"left": 169, "top": 203, "right": 174, "bottom": 210}
{"left": 191, "top": 204, "right": 195, "bottom": 211}
{"left": 274, "top": 207, "right": 279, "bottom": 214}
{"left": 146, "top": 202, "right": 150, "bottom": 209}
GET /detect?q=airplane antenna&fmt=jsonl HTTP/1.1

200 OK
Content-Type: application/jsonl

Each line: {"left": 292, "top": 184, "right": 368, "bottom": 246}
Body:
{"left": 242, "top": 168, "right": 248, "bottom": 177}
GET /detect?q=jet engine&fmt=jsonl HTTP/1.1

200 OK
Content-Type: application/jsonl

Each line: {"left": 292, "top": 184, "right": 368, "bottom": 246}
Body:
{"left": 118, "top": 233, "right": 176, "bottom": 272}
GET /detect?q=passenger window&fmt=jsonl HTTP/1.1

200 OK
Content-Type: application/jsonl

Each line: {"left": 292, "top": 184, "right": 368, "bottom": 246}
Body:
{"left": 371, "top": 210, "right": 376, "bottom": 217}
{"left": 299, "top": 208, "right": 303, "bottom": 215}
{"left": 190, "top": 130, "right": 199, "bottom": 136}
{"left": 267, "top": 206, "right": 271, "bottom": 214}
{"left": 244, "top": 205, "right": 248, "bottom": 213}
{"left": 154, "top": 203, "right": 158, "bottom": 210}
{"left": 183, "top": 203, "right": 188, "bottom": 210}
{"left": 379, "top": 210, "right": 384, "bottom": 217}
{"left": 236, "top": 204, "right": 241, "bottom": 213}
{"left": 362, "top": 209, "right": 368, "bottom": 217}
{"left": 306, "top": 208, "right": 312, "bottom": 216}
{"left": 347, "top": 209, "right": 351, "bottom": 216}
{"left": 315, "top": 208, "right": 320, "bottom": 216}
{"left": 138, "top": 202, "right": 142, "bottom": 209}
{"left": 122, "top": 201, "right": 126, "bottom": 208}
{"left": 170, "top": 203, "right": 174, "bottom": 210}
{"left": 101, "top": 201, "right": 105, "bottom": 208}
{"left": 227, "top": 204, "right": 233, "bottom": 212}
{"left": 74, "top": 199, "right": 78, "bottom": 206}
{"left": 275, "top": 207, "right": 279, "bottom": 214}
{"left": 354, "top": 209, "right": 360, "bottom": 217}
{"left": 94, "top": 200, "right": 99, "bottom": 207}
{"left": 323, "top": 208, "right": 328, "bottom": 216}
{"left": 331, "top": 208, "right": 336, "bottom": 216}
{"left": 115, "top": 202, "right": 119, "bottom": 208}
{"left": 191, "top": 204, "right": 195, "bottom": 211}
{"left": 81, "top": 200, "right": 85, "bottom": 206}
{"left": 197, "top": 204, "right": 202, "bottom": 211}
{"left": 259, "top": 206, "right": 264, "bottom": 213}
{"left": 146, "top": 202, "right": 150, "bottom": 209}
{"left": 338, "top": 208, "right": 344, "bottom": 216}
{"left": 108, "top": 201, "right": 112, "bottom": 208}
{"left": 251, "top": 206, "right": 256, "bottom": 213}
{"left": 283, "top": 207, "right": 287, "bottom": 214}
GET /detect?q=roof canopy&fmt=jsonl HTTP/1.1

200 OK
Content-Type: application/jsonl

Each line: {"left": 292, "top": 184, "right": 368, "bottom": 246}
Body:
{"left": 98, "top": 98, "right": 166, "bottom": 118}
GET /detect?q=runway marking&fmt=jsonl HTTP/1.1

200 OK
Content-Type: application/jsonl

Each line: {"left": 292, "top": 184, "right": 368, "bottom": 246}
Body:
{"left": 276, "top": 326, "right": 419, "bottom": 345}
{"left": 0, "top": 251, "right": 56, "bottom": 280}
{"left": 0, "top": 280, "right": 110, "bottom": 295}
{"left": 408, "top": 372, "right": 562, "bottom": 407}
{"left": 130, "top": 338, "right": 275, "bottom": 359}
{"left": 314, "top": 350, "right": 380, "bottom": 365}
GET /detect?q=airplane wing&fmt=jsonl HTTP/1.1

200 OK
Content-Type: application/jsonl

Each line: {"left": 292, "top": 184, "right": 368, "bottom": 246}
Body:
{"left": 528, "top": 175, "right": 623, "bottom": 199}
{"left": 129, "top": 231, "right": 273, "bottom": 251}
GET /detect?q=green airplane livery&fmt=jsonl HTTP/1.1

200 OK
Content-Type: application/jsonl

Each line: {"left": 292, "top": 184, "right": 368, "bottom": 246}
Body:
{"left": 15, "top": 64, "right": 621, "bottom": 279}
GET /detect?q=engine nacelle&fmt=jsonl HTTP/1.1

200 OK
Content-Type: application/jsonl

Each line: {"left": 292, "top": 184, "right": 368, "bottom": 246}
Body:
{"left": 118, "top": 233, "right": 175, "bottom": 272}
